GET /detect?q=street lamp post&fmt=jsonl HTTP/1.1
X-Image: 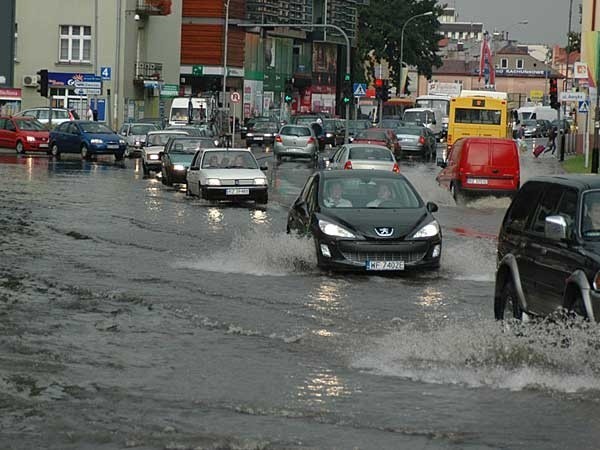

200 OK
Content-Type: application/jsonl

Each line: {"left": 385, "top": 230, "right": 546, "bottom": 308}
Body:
{"left": 239, "top": 22, "right": 352, "bottom": 144}
{"left": 222, "top": 0, "right": 230, "bottom": 136}
{"left": 399, "top": 11, "right": 433, "bottom": 97}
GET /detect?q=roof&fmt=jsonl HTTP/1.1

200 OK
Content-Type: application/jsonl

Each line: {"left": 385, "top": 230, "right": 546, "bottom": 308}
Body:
{"left": 320, "top": 169, "right": 406, "bottom": 180}
{"left": 526, "top": 175, "right": 600, "bottom": 190}
{"left": 497, "top": 44, "right": 529, "bottom": 55}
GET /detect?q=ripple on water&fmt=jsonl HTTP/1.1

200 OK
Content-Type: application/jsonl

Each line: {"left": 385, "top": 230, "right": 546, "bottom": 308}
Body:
{"left": 353, "top": 318, "right": 600, "bottom": 394}
{"left": 172, "top": 229, "right": 317, "bottom": 276}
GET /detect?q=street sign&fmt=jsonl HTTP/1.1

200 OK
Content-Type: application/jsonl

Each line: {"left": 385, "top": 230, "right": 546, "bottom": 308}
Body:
{"left": 560, "top": 92, "right": 587, "bottom": 102}
{"left": 529, "top": 90, "right": 544, "bottom": 101}
{"left": 353, "top": 83, "right": 367, "bottom": 97}
{"left": 74, "top": 88, "right": 101, "bottom": 95}
{"left": 574, "top": 62, "right": 589, "bottom": 79}
{"left": 192, "top": 65, "right": 203, "bottom": 76}
{"left": 230, "top": 91, "right": 241, "bottom": 103}
{"left": 579, "top": 100, "right": 590, "bottom": 114}
{"left": 100, "top": 67, "right": 111, "bottom": 80}
{"left": 160, "top": 83, "right": 179, "bottom": 97}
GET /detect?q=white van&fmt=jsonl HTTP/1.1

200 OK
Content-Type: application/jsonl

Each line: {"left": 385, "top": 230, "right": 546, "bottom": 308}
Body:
{"left": 517, "top": 105, "right": 557, "bottom": 122}
{"left": 169, "top": 97, "right": 209, "bottom": 126}
{"left": 402, "top": 107, "right": 443, "bottom": 138}
{"left": 415, "top": 94, "right": 451, "bottom": 137}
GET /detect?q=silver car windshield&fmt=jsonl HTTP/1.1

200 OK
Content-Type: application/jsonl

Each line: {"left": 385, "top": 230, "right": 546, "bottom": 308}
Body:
{"left": 202, "top": 151, "right": 258, "bottom": 169}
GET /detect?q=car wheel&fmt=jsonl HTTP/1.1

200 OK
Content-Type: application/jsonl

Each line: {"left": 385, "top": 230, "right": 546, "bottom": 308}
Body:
{"left": 494, "top": 279, "right": 523, "bottom": 320}
{"left": 450, "top": 183, "right": 466, "bottom": 205}
{"left": 50, "top": 143, "right": 61, "bottom": 159}
{"left": 15, "top": 141, "right": 25, "bottom": 154}
{"left": 256, "top": 192, "right": 268, "bottom": 204}
{"left": 81, "top": 144, "right": 90, "bottom": 160}
{"left": 142, "top": 162, "right": 149, "bottom": 176}
{"left": 568, "top": 290, "right": 588, "bottom": 320}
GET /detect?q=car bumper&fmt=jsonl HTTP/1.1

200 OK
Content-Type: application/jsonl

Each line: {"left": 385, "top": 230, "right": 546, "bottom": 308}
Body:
{"left": 315, "top": 237, "right": 442, "bottom": 271}
{"left": 246, "top": 136, "right": 275, "bottom": 145}
{"left": 202, "top": 185, "right": 268, "bottom": 201}
{"left": 274, "top": 144, "right": 317, "bottom": 157}
{"left": 169, "top": 169, "right": 189, "bottom": 184}
{"left": 90, "top": 144, "right": 127, "bottom": 154}
{"left": 23, "top": 142, "right": 49, "bottom": 151}
{"left": 400, "top": 144, "right": 427, "bottom": 154}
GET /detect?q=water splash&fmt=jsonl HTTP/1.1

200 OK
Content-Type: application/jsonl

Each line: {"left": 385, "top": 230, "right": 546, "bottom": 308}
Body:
{"left": 173, "top": 229, "right": 317, "bottom": 276}
{"left": 439, "top": 238, "right": 497, "bottom": 282}
{"left": 353, "top": 318, "right": 600, "bottom": 394}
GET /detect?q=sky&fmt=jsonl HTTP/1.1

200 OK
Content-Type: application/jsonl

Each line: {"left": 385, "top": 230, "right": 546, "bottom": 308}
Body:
{"left": 451, "top": 0, "right": 581, "bottom": 46}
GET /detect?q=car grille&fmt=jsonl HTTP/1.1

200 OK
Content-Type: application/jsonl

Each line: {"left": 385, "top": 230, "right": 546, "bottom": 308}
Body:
{"left": 340, "top": 250, "right": 427, "bottom": 263}
{"left": 221, "top": 179, "right": 254, "bottom": 186}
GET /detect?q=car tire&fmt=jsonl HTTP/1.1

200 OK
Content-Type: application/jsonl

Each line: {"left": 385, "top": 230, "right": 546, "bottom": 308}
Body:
{"left": 451, "top": 183, "right": 466, "bottom": 205}
{"left": 15, "top": 141, "right": 25, "bottom": 154}
{"left": 50, "top": 143, "right": 61, "bottom": 160}
{"left": 568, "top": 290, "right": 588, "bottom": 320}
{"left": 256, "top": 192, "right": 268, "bottom": 205}
{"left": 81, "top": 144, "right": 90, "bottom": 160}
{"left": 142, "top": 162, "right": 149, "bottom": 176}
{"left": 494, "top": 279, "right": 524, "bottom": 320}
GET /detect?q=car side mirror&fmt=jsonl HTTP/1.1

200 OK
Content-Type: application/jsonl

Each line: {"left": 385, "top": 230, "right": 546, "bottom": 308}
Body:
{"left": 437, "top": 158, "right": 447, "bottom": 168}
{"left": 189, "top": 166, "right": 199, "bottom": 171}
{"left": 426, "top": 202, "right": 439, "bottom": 213}
{"left": 260, "top": 165, "right": 268, "bottom": 171}
{"left": 545, "top": 215, "right": 567, "bottom": 241}
{"left": 295, "top": 199, "right": 308, "bottom": 212}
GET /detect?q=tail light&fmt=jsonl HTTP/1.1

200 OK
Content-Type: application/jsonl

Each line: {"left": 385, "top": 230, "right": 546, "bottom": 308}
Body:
{"left": 392, "top": 163, "right": 400, "bottom": 173}
{"left": 307, "top": 137, "right": 315, "bottom": 144}
{"left": 419, "top": 136, "right": 425, "bottom": 145}
{"left": 344, "top": 160, "right": 352, "bottom": 170}
{"left": 275, "top": 135, "right": 283, "bottom": 143}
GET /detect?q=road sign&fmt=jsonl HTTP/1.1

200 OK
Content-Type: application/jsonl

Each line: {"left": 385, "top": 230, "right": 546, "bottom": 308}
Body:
{"left": 560, "top": 92, "right": 587, "bottom": 102}
{"left": 100, "top": 67, "right": 111, "bottom": 80}
{"left": 579, "top": 100, "right": 590, "bottom": 114}
{"left": 353, "top": 83, "right": 367, "bottom": 97}
{"left": 529, "top": 90, "right": 544, "bottom": 101}
{"left": 74, "top": 88, "right": 101, "bottom": 95}
{"left": 230, "top": 91, "right": 241, "bottom": 103}
{"left": 160, "top": 83, "right": 179, "bottom": 97}
{"left": 192, "top": 65, "right": 203, "bottom": 76}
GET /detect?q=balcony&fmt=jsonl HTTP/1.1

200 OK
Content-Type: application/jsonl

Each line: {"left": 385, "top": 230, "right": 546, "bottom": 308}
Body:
{"left": 135, "top": 62, "right": 163, "bottom": 81}
{"left": 136, "top": 0, "right": 172, "bottom": 16}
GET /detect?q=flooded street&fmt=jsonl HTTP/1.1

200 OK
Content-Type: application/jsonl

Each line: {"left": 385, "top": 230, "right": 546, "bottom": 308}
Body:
{"left": 2, "top": 144, "right": 600, "bottom": 450}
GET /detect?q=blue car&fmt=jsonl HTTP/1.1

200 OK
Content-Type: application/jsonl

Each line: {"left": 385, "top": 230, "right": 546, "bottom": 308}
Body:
{"left": 49, "top": 120, "right": 127, "bottom": 160}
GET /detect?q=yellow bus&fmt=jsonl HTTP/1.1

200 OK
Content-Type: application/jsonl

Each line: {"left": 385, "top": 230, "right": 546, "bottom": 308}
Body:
{"left": 447, "top": 95, "right": 511, "bottom": 149}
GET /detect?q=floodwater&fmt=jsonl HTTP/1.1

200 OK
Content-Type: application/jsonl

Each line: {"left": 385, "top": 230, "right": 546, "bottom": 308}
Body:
{"left": 1, "top": 145, "right": 599, "bottom": 450}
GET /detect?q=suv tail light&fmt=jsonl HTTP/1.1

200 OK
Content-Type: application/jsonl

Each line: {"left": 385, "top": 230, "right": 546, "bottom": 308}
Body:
{"left": 392, "top": 163, "right": 400, "bottom": 173}
{"left": 275, "top": 135, "right": 283, "bottom": 143}
{"left": 344, "top": 160, "right": 352, "bottom": 170}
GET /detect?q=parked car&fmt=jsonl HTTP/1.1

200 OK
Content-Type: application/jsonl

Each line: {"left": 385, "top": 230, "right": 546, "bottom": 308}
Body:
{"left": 160, "top": 136, "right": 218, "bottom": 186}
{"left": 186, "top": 148, "right": 268, "bottom": 203}
{"left": 287, "top": 170, "right": 442, "bottom": 271}
{"left": 141, "top": 130, "right": 191, "bottom": 176}
{"left": 436, "top": 137, "right": 520, "bottom": 204}
{"left": 0, "top": 116, "right": 49, "bottom": 153}
{"left": 494, "top": 175, "right": 600, "bottom": 322}
{"left": 48, "top": 120, "right": 126, "bottom": 160}
{"left": 15, "top": 107, "right": 78, "bottom": 127}
{"left": 322, "top": 119, "right": 345, "bottom": 147}
{"left": 395, "top": 124, "right": 437, "bottom": 161}
{"left": 273, "top": 124, "right": 319, "bottom": 164}
{"left": 326, "top": 144, "right": 400, "bottom": 173}
{"left": 352, "top": 128, "right": 401, "bottom": 160}
{"left": 245, "top": 121, "right": 279, "bottom": 147}
{"left": 118, "top": 122, "right": 160, "bottom": 156}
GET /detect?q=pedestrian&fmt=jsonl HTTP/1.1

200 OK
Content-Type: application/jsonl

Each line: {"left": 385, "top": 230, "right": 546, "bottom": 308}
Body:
{"left": 86, "top": 105, "right": 94, "bottom": 121}
{"left": 546, "top": 126, "right": 557, "bottom": 154}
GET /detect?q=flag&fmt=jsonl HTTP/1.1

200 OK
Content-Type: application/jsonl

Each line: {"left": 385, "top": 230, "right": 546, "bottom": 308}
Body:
{"left": 479, "top": 33, "right": 495, "bottom": 86}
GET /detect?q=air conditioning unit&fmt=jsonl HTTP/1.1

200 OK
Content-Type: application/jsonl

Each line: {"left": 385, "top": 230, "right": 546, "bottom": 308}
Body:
{"left": 22, "top": 74, "right": 39, "bottom": 87}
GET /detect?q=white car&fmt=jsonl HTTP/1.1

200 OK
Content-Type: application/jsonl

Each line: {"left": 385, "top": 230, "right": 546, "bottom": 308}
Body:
{"left": 186, "top": 148, "right": 268, "bottom": 204}
{"left": 141, "top": 130, "right": 190, "bottom": 175}
{"left": 15, "top": 107, "right": 77, "bottom": 127}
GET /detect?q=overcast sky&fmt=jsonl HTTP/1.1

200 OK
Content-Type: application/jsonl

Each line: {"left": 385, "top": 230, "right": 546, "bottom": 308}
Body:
{"left": 451, "top": 0, "right": 581, "bottom": 46}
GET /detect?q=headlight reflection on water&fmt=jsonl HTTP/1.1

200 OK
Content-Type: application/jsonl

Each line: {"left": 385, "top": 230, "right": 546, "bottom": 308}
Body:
{"left": 297, "top": 368, "right": 353, "bottom": 405}
{"left": 250, "top": 209, "right": 268, "bottom": 225}
{"left": 306, "top": 280, "right": 346, "bottom": 314}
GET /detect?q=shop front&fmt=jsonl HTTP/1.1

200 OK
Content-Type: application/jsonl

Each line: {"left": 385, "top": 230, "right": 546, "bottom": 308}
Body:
{"left": 0, "top": 88, "right": 21, "bottom": 115}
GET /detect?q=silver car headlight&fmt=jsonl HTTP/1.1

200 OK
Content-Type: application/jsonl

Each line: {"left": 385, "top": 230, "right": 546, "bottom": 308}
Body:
{"left": 411, "top": 221, "right": 440, "bottom": 239}
{"left": 149, "top": 154, "right": 159, "bottom": 160}
{"left": 207, "top": 178, "right": 221, "bottom": 186}
{"left": 318, "top": 219, "right": 355, "bottom": 238}
{"left": 90, "top": 138, "right": 103, "bottom": 144}
{"left": 254, "top": 177, "right": 267, "bottom": 185}
{"left": 173, "top": 164, "right": 185, "bottom": 171}
{"left": 246, "top": 133, "right": 254, "bottom": 137}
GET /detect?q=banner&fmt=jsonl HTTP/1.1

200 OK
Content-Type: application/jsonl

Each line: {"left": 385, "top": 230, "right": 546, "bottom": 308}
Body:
{"left": 479, "top": 32, "right": 495, "bottom": 87}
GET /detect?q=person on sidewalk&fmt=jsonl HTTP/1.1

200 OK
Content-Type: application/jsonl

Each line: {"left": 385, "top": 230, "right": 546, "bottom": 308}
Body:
{"left": 546, "top": 126, "right": 557, "bottom": 154}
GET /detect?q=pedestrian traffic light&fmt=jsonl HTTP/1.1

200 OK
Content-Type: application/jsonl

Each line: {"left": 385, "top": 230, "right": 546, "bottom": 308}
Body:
{"left": 284, "top": 78, "right": 293, "bottom": 103}
{"left": 549, "top": 78, "right": 560, "bottom": 110}
{"left": 37, "top": 69, "right": 49, "bottom": 98}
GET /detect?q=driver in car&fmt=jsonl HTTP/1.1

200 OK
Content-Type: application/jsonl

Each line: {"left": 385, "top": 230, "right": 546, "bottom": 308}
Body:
{"left": 583, "top": 200, "right": 600, "bottom": 234}
{"left": 323, "top": 182, "right": 352, "bottom": 208}
{"left": 367, "top": 183, "right": 394, "bottom": 207}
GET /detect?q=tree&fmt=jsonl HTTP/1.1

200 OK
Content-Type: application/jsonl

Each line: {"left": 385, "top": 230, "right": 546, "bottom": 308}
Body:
{"left": 357, "top": 0, "right": 443, "bottom": 93}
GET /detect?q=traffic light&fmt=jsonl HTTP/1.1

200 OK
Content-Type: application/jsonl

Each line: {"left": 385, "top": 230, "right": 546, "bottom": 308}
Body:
{"left": 375, "top": 78, "right": 384, "bottom": 100}
{"left": 380, "top": 80, "right": 390, "bottom": 102}
{"left": 37, "top": 69, "right": 49, "bottom": 98}
{"left": 284, "top": 78, "right": 293, "bottom": 103}
{"left": 549, "top": 78, "right": 560, "bottom": 110}
{"left": 342, "top": 73, "right": 352, "bottom": 104}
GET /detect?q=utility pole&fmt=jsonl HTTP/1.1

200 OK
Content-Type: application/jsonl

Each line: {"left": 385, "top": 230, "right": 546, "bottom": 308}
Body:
{"left": 222, "top": 0, "right": 230, "bottom": 136}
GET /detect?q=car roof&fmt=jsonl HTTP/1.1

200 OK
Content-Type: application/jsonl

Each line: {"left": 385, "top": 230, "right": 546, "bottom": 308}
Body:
{"left": 203, "top": 148, "right": 252, "bottom": 153}
{"left": 148, "top": 130, "right": 188, "bottom": 135}
{"left": 525, "top": 174, "right": 600, "bottom": 191}
{"left": 344, "top": 143, "right": 392, "bottom": 150}
{"left": 320, "top": 169, "right": 406, "bottom": 181}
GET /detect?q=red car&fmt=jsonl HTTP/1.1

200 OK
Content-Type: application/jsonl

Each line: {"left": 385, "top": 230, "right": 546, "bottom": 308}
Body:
{"left": 352, "top": 128, "right": 401, "bottom": 159}
{"left": 0, "top": 116, "right": 50, "bottom": 153}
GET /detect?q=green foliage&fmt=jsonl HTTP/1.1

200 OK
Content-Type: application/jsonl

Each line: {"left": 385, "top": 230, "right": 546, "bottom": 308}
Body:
{"left": 357, "top": 0, "right": 443, "bottom": 92}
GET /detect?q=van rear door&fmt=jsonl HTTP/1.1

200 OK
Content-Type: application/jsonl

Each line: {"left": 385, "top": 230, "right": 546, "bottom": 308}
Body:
{"left": 463, "top": 140, "right": 518, "bottom": 192}
{"left": 461, "top": 141, "right": 491, "bottom": 188}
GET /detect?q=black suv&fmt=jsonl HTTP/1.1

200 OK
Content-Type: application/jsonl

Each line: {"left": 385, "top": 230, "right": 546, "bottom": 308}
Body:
{"left": 495, "top": 175, "right": 600, "bottom": 322}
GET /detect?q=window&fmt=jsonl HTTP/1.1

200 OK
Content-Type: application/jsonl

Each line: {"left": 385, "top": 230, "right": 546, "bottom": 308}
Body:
{"left": 530, "top": 184, "right": 564, "bottom": 234}
{"left": 516, "top": 59, "right": 524, "bottom": 69}
{"left": 59, "top": 25, "right": 92, "bottom": 63}
{"left": 504, "top": 182, "right": 545, "bottom": 232}
{"left": 500, "top": 58, "right": 508, "bottom": 69}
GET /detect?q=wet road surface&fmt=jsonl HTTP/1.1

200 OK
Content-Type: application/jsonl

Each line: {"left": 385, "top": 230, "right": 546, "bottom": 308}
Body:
{"left": 1, "top": 142, "right": 600, "bottom": 450}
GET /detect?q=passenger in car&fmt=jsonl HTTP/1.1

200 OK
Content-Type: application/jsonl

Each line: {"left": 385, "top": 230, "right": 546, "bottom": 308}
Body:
{"left": 583, "top": 201, "right": 600, "bottom": 233}
{"left": 205, "top": 155, "right": 219, "bottom": 168}
{"left": 367, "top": 183, "right": 394, "bottom": 207}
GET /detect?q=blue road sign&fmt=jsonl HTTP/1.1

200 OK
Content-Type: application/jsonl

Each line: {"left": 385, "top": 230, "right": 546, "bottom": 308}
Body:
{"left": 100, "top": 67, "right": 111, "bottom": 81}
{"left": 579, "top": 100, "right": 589, "bottom": 114}
{"left": 353, "top": 83, "right": 367, "bottom": 97}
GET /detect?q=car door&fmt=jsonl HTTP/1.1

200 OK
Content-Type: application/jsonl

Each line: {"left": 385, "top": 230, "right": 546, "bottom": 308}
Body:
{"left": 0, "top": 118, "right": 7, "bottom": 147}
{"left": 65, "top": 122, "right": 81, "bottom": 152}
{"left": 187, "top": 151, "right": 202, "bottom": 195}
{"left": 3, "top": 118, "right": 17, "bottom": 148}
{"left": 289, "top": 174, "right": 318, "bottom": 234}
{"left": 329, "top": 146, "right": 346, "bottom": 169}
{"left": 436, "top": 140, "right": 462, "bottom": 188}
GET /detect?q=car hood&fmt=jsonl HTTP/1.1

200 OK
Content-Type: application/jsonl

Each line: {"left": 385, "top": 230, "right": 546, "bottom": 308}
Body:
{"left": 144, "top": 145, "right": 165, "bottom": 155}
{"left": 318, "top": 208, "right": 431, "bottom": 239}
{"left": 19, "top": 130, "right": 49, "bottom": 138}
{"left": 168, "top": 153, "right": 195, "bottom": 164}
{"left": 201, "top": 168, "right": 265, "bottom": 179}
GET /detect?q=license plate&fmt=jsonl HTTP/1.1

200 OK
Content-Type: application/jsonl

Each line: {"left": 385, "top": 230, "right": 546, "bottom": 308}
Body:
{"left": 39, "top": 143, "right": 48, "bottom": 148}
{"left": 467, "top": 178, "right": 488, "bottom": 185}
{"left": 254, "top": 137, "right": 263, "bottom": 140}
{"left": 107, "top": 144, "right": 119, "bottom": 149}
{"left": 225, "top": 188, "right": 250, "bottom": 195}
{"left": 366, "top": 261, "right": 405, "bottom": 271}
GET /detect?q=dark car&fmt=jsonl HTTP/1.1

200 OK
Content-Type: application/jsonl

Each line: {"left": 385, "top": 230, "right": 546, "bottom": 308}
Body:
{"left": 552, "top": 118, "right": 572, "bottom": 135}
{"left": 347, "top": 119, "right": 371, "bottom": 141}
{"left": 241, "top": 116, "right": 273, "bottom": 139}
{"left": 494, "top": 175, "right": 600, "bottom": 322}
{"left": 287, "top": 170, "right": 442, "bottom": 271}
{"left": 160, "top": 137, "right": 218, "bottom": 186}
{"left": 395, "top": 124, "right": 436, "bottom": 160}
{"left": 0, "top": 116, "right": 49, "bottom": 153}
{"left": 49, "top": 121, "right": 126, "bottom": 160}
{"left": 352, "top": 128, "right": 401, "bottom": 160}
{"left": 245, "top": 121, "right": 279, "bottom": 147}
{"left": 322, "top": 119, "right": 345, "bottom": 147}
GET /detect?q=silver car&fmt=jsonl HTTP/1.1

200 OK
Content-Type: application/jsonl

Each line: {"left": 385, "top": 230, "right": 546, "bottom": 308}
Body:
{"left": 273, "top": 125, "right": 318, "bottom": 163}
{"left": 141, "top": 130, "right": 190, "bottom": 176}
{"left": 327, "top": 144, "right": 399, "bottom": 172}
{"left": 118, "top": 122, "right": 160, "bottom": 156}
